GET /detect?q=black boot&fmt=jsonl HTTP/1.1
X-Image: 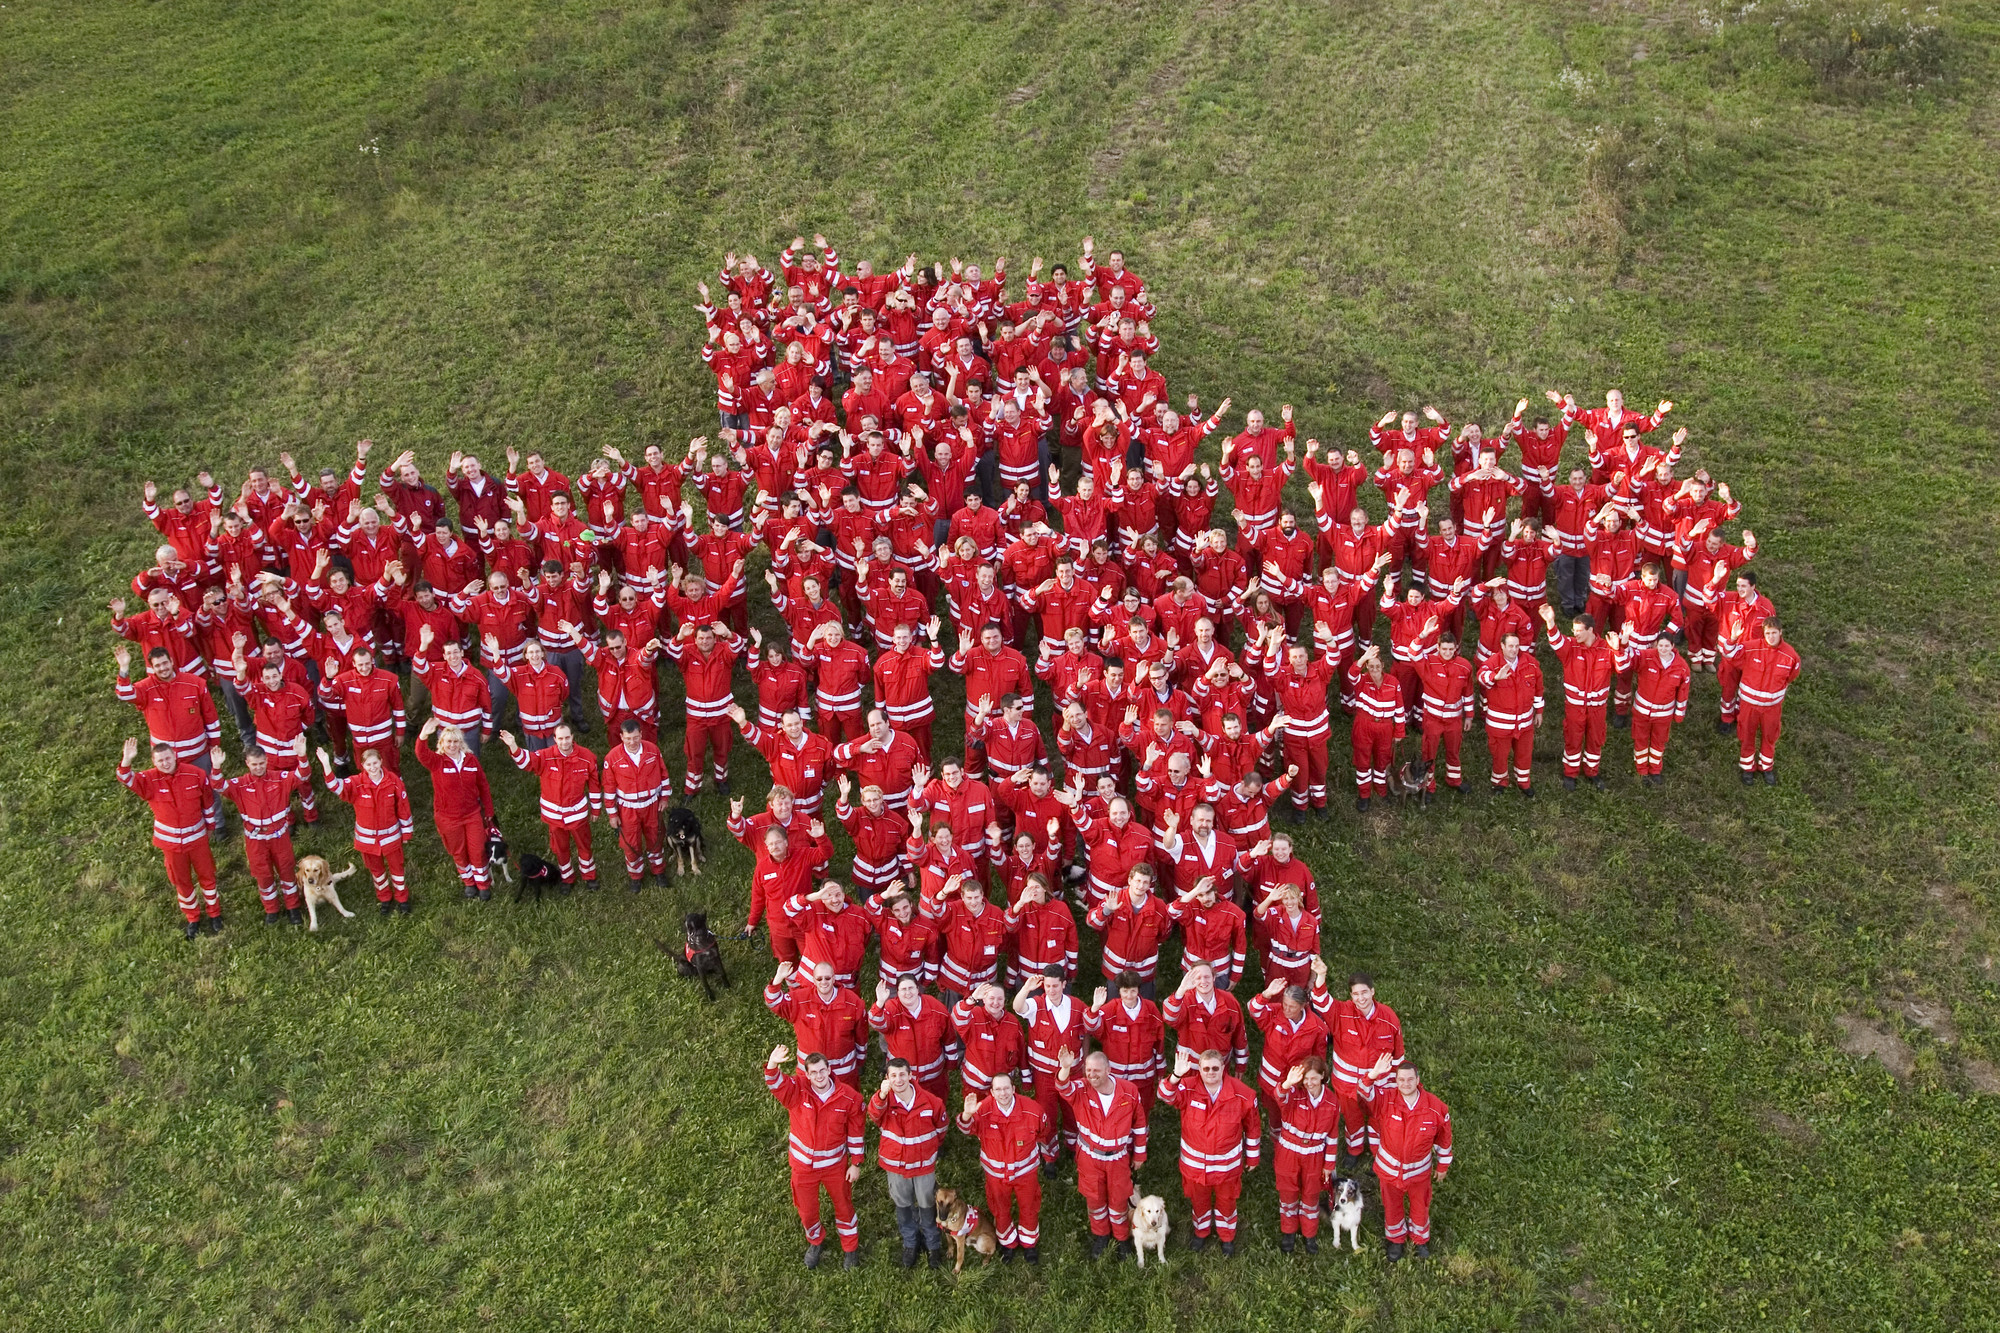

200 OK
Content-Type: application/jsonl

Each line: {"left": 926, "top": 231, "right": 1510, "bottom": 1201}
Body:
{"left": 1590, "top": 776, "right": 1607, "bottom": 791}
{"left": 1188, "top": 1233, "right": 1207, "bottom": 1253}
{"left": 803, "top": 1243, "right": 822, "bottom": 1269}
{"left": 206, "top": 915, "right": 225, "bottom": 935}
{"left": 183, "top": 920, "right": 201, "bottom": 941}
{"left": 379, "top": 900, "right": 394, "bottom": 916}
{"left": 1739, "top": 770, "right": 1755, "bottom": 786}
{"left": 1304, "top": 1233, "right": 1320, "bottom": 1254}
{"left": 1355, "top": 796, "right": 1370, "bottom": 813}
{"left": 1520, "top": 784, "right": 1535, "bottom": 799}
{"left": 628, "top": 877, "right": 644, "bottom": 894}
{"left": 1412, "top": 1241, "right": 1431, "bottom": 1259}
{"left": 1763, "top": 768, "right": 1777, "bottom": 786}
{"left": 1562, "top": 776, "right": 1577, "bottom": 790}
{"left": 1091, "top": 1233, "right": 1108, "bottom": 1258}
{"left": 842, "top": 1249, "right": 859, "bottom": 1269}
{"left": 900, "top": 1243, "right": 918, "bottom": 1269}
{"left": 999, "top": 1244, "right": 1014, "bottom": 1263}
{"left": 1218, "top": 1240, "right": 1235, "bottom": 1257}
{"left": 1022, "top": 1244, "right": 1039, "bottom": 1264}
{"left": 264, "top": 910, "right": 283, "bottom": 926}
{"left": 397, "top": 899, "right": 412, "bottom": 915}
{"left": 1386, "top": 1239, "right": 1405, "bottom": 1262}
{"left": 463, "top": 883, "right": 478, "bottom": 899}
{"left": 1715, "top": 718, "right": 1735, "bottom": 734}
{"left": 583, "top": 877, "right": 600, "bottom": 891}
{"left": 1279, "top": 1232, "right": 1296, "bottom": 1253}
{"left": 477, "top": 888, "right": 491, "bottom": 901}
{"left": 926, "top": 1244, "right": 944, "bottom": 1269}
{"left": 715, "top": 778, "right": 731, "bottom": 797}
{"left": 287, "top": 906, "right": 304, "bottom": 925}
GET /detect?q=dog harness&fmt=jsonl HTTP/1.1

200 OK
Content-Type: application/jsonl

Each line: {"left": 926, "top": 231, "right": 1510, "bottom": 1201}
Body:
{"left": 949, "top": 1205, "right": 984, "bottom": 1240}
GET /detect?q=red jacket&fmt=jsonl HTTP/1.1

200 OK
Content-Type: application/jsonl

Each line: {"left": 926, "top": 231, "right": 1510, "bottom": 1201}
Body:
{"left": 1547, "top": 629, "right": 1618, "bottom": 711}
{"left": 1359, "top": 1076, "right": 1453, "bottom": 1183}
{"left": 872, "top": 643, "right": 944, "bottom": 728}
{"left": 743, "top": 724, "right": 834, "bottom": 805}
{"left": 1157, "top": 1072, "right": 1262, "bottom": 1180}
{"left": 601, "top": 738, "right": 670, "bottom": 813}
{"left": 1248, "top": 994, "right": 1332, "bottom": 1098}
{"left": 1325, "top": 999, "right": 1405, "bottom": 1089}
{"left": 746, "top": 829, "right": 834, "bottom": 930}
{"left": 1168, "top": 896, "right": 1248, "bottom": 979}
{"left": 764, "top": 1066, "right": 866, "bottom": 1172}
{"left": 1084, "top": 997, "right": 1165, "bottom": 1087}
{"left": 764, "top": 980, "right": 869, "bottom": 1079}
{"left": 416, "top": 741, "right": 493, "bottom": 823}
{"left": 1076, "top": 806, "right": 1154, "bottom": 905}
{"left": 1275, "top": 1084, "right": 1341, "bottom": 1173}
{"left": 1087, "top": 891, "right": 1174, "bottom": 980}
{"left": 117, "top": 670, "right": 221, "bottom": 760}
{"left": 1728, "top": 638, "right": 1802, "bottom": 711}
{"left": 783, "top": 894, "right": 874, "bottom": 982}
{"left": 1016, "top": 992, "right": 1088, "bottom": 1079}
{"left": 324, "top": 770, "right": 414, "bottom": 851}
{"left": 1476, "top": 654, "right": 1544, "bottom": 732}
{"left": 512, "top": 742, "right": 600, "bottom": 826}
{"left": 491, "top": 659, "right": 569, "bottom": 738}
{"left": 117, "top": 763, "right": 216, "bottom": 849}
{"left": 1163, "top": 988, "right": 1248, "bottom": 1071}
{"left": 868, "top": 994, "right": 956, "bottom": 1086}
{"left": 1625, "top": 646, "right": 1693, "bottom": 721}
{"left": 413, "top": 658, "right": 492, "bottom": 738}
{"left": 1054, "top": 1074, "right": 1150, "bottom": 1165}
{"left": 867, "top": 1085, "right": 949, "bottom": 1176}
{"left": 951, "top": 1000, "right": 1028, "bottom": 1093}
{"left": 217, "top": 770, "right": 307, "bottom": 843}
{"left": 957, "top": 1091, "right": 1056, "bottom": 1181}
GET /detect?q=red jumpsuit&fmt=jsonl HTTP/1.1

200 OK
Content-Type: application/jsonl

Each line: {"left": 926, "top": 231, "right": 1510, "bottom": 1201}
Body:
{"left": 415, "top": 740, "right": 494, "bottom": 895}
{"left": 1157, "top": 1071, "right": 1262, "bottom": 1242}
{"left": 662, "top": 629, "right": 742, "bottom": 795}
{"left": 1325, "top": 997, "right": 1405, "bottom": 1156}
{"left": 117, "top": 761, "right": 221, "bottom": 922}
{"left": 765, "top": 978, "right": 869, "bottom": 1086}
{"left": 218, "top": 770, "right": 309, "bottom": 913}
{"left": 764, "top": 1065, "right": 865, "bottom": 1253}
{"left": 511, "top": 742, "right": 601, "bottom": 883}
{"left": 1358, "top": 1074, "right": 1453, "bottom": 1246}
{"left": 951, "top": 999, "right": 1029, "bottom": 1095}
{"left": 868, "top": 994, "right": 957, "bottom": 1102}
{"left": 1054, "top": 1074, "right": 1149, "bottom": 1241}
{"left": 1343, "top": 664, "right": 1406, "bottom": 799}
{"left": 1274, "top": 1084, "right": 1340, "bottom": 1237}
{"left": 601, "top": 738, "right": 670, "bottom": 880}
{"left": 1477, "top": 653, "right": 1544, "bottom": 790}
{"left": 1248, "top": 993, "right": 1332, "bottom": 1119}
{"left": 1624, "top": 645, "right": 1692, "bottom": 777}
{"left": 1547, "top": 629, "right": 1617, "bottom": 780}
{"left": 323, "top": 769, "right": 415, "bottom": 902}
{"left": 958, "top": 1092, "right": 1057, "bottom": 1249}
{"left": 1730, "top": 637, "right": 1803, "bottom": 775}
{"left": 1087, "top": 891, "right": 1174, "bottom": 984}
{"left": 1256, "top": 638, "right": 1340, "bottom": 811}
{"left": 1413, "top": 655, "right": 1475, "bottom": 791}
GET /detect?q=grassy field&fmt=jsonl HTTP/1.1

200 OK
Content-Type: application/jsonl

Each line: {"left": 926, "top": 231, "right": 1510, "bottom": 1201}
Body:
{"left": 4, "top": 0, "right": 1999, "bottom": 1328}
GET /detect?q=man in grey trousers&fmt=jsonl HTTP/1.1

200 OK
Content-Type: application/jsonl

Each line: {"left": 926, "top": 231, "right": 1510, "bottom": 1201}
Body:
{"left": 866, "top": 1058, "right": 947, "bottom": 1268}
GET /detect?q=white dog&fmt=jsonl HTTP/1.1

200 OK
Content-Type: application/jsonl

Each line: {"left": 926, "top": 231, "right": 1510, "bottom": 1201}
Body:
{"left": 296, "top": 856, "right": 357, "bottom": 932}
{"left": 1130, "top": 1190, "right": 1170, "bottom": 1267}
{"left": 1327, "top": 1175, "right": 1365, "bottom": 1252}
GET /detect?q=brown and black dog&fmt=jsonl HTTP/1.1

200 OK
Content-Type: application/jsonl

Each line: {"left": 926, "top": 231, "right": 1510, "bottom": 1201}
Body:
{"left": 935, "top": 1185, "right": 999, "bottom": 1273}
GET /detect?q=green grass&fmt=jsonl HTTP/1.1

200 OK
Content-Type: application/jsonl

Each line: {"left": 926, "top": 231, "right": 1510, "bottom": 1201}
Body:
{"left": 3, "top": 0, "right": 1999, "bottom": 1327}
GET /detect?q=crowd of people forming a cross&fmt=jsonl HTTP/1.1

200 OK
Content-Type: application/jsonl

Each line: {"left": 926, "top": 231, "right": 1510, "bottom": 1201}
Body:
{"left": 110, "top": 234, "right": 1802, "bottom": 1270}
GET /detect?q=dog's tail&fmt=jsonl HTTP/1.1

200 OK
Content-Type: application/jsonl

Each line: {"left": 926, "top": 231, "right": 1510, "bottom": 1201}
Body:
{"left": 331, "top": 862, "right": 358, "bottom": 884}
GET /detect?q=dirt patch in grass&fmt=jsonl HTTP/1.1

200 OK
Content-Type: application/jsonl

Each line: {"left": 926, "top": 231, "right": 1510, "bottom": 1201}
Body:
{"left": 1760, "top": 1107, "right": 1820, "bottom": 1146}
{"left": 1836, "top": 1013, "right": 1914, "bottom": 1078}
{"left": 524, "top": 1081, "right": 569, "bottom": 1128}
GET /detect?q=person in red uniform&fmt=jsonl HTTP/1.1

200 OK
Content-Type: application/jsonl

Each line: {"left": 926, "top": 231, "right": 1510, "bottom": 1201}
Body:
{"left": 1358, "top": 1053, "right": 1453, "bottom": 1261}
{"left": 1011, "top": 966, "right": 1087, "bottom": 1135}
{"left": 1248, "top": 977, "right": 1333, "bottom": 1121}
{"left": 731, "top": 704, "right": 835, "bottom": 815}
{"left": 317, "top": 742, "right": 415, "bottom": 913}
{"left": 1272, "top": 1057, "right": 1340, "bottom": 1253}
{"left": 415, "top": 718, "right": 496, "bottom": 900}
{"left": 872, "top": 618, "right": 945, "bottom": 758}
{"left": 322, "top": 645, "right": 407, "bottom": 775}
{"left": 833, "top": 774, "right": 908, "bottom": 897}
{"left": 1252, "top": 875, "right": 1321, "bottom": 990}
{"left": 1324, "top": 967, "right": 1405, "bottom": 1165}
{"left": 867, "top": 1057, "right": 949, "bottom": 1269}
{"left": 1412, "top": 631, "right": 1475, "bottom": 801}
{"left": 1728, "top": 616, "right": 1803, "bottom": 785}
{"left": 118, "top": 737, "right": 225, "bottom": 937}
{"left": 1087, "top": 865, "right": 1175, "bottom": 995}
{"left": 1251, "top": 624, "right": 1338, "bottom": 819}
{"left": 1167, "top": 875, "right": 1248, "bottom": 989}
{"left": 764, "top": 1044, "right": 866, "bottom": 1269}
{"left": 745, "top": 818, "right": 834, "bottom": 961}
{"left": 869, "top": 972, "right": 956, "bottom": 1102}
{"left": 1158, "top": 1046, "right": 1262, "bottom": 1255}
{"left": 1477, "top": 631, "right": 1544, "bottom": 796}
{"left": 231, "top": 641, "right": 320, "bottom": 824}
{"left": 114, "top": 644, "right": 224, "bottom": 834}
{"left": 1619, "top": 634, "right": 1692, "bottom": 785}
{"left": 1539, "top": 606, "right": 1620, "bottom": 790}
{"left": 784, "top": 881, "right": 874, "bottom": 989}
{"left": 766, "top": 959, "right": 870, "bottom": 1087}
{"left": 1052, "top": 1045, "right": 1150, "bottom": 1259}
{"left": 662, "top": 620, "right": 744, "bottom": 796}
{"left": 602, "top": 717, "right": 670, "bottom": 890}
{"left": 501, "top": 723, "right": 601, "bottom": 889}
{"left": 212, "top": 740, "right": 311, "bottom": 924}
{"left": 1164, "top": 961, "right": 1248, "bottom": 1074}
{"left": 1085, "top": 972, "right": 1167, "bottom": 1110}
{"left": 956, "top": 1071, "right": 1058, "bottom": 1262}
{"left": 1344, "top": 645, "right": 1406, "bottom": 811}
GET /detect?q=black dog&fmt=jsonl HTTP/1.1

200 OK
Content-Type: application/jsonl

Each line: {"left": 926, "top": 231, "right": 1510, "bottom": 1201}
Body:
{"left": 515, "top": 853, "right": 564, "bottom": 903}
{"left": 671, "top": 910, "right": 729, "bottom": 1000}
{"left": 665, "top": 806, "right": 706, "bottom": 877}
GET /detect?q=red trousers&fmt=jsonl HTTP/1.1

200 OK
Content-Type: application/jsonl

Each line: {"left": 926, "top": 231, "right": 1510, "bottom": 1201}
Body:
{"left": 243, "top": 836, "right": 300, "bottom": 911}
{"left": 162, "top": 842, "right": 220, "bottom": 922}
{"left": 984, "top": 1171, "right": 1042, "bottom": 1247}
{"left": 435, "top": 813, "right": 492, "bottom": 892}
{"left": 1274, "top": 1147, "right": 1327, "bottom": 1235}
{"left": 617, "top": 805, "right": 665, "bottom": 877}
{"left": 1684, "top": 603, "right": 1719, "bottom": 663}
{"left": 906, "top": 720, "right": 933, "bottom": 761}
{"left": 1180, "top": 1169, "right": 1243, "bottom": 1240}
{"left": 1390, "top": 662, "right": 1421, "bottom": 720}
{"left": 1632, "top": 714, "right": 1674, "bottom": 775}
{"left": 1351, "top": 718, "right": 1397, "bottom": 797}
{"left": 1377, "top": 1170, "right": 1435, "bottom": 1243}
{"left": 1486, "top": 724, "right": 1535, "bottom": 788}
{"left": 545, "top": 819, "right": 596, "bottom": 881}
{"left": 1420, "top": 717, "right": 1464, "bottom": 789}
{"left": 1561, "top": 705, "right": 1607, "bottom": 778}
{"left": 1282, "top": 730, "right": 1330, "bottom": 809}
{"left": 683, "top": 717, "right": 733, "bottom": 793}
{"left": 1739, "top": 702, "right": 1784, "bottom": 772}
{"left": 1717, "top": 658, "right": 1743, "bottom": 721}
{"left": 361, "top": 844, "right": 409, "bottom": 901}
{"left": 820, "top": 708, "right": 865, "bottom": 748}
{"left": 790, "top": 1166, "right": 858, "bottom": 1251}
{"left": 1075, "top": 1156, "right": 1135, "bottom": 1239}
{"left": 1331, "top": 1079, "right": 1369, "bottom": 1155}
{"left": 602, "top": 706, "right": 658, "bottom": 737}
